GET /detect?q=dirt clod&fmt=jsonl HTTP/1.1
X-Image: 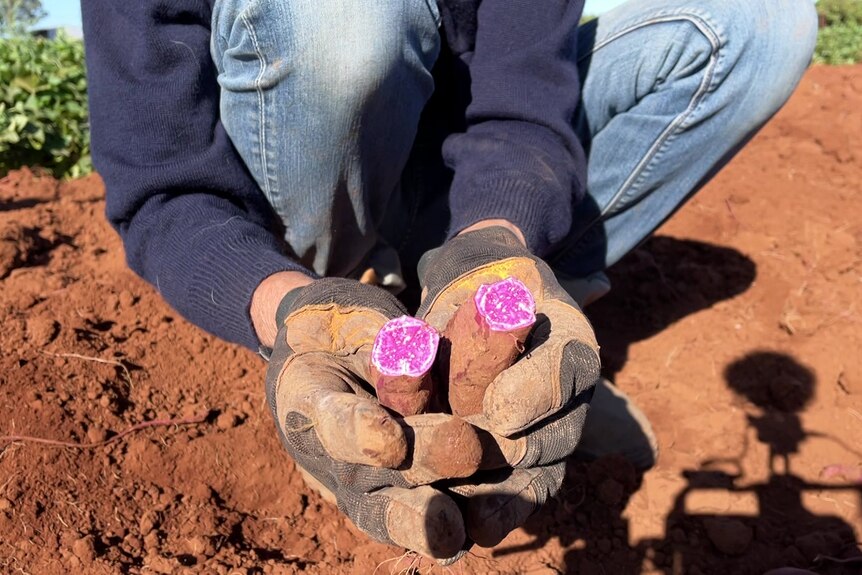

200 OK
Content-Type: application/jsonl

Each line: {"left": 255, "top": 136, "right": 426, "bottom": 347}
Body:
{"left": 703, "top": 518, "right": 753, "bottom": 556}
{"left": 216, "top": 411, "right": 241, "bottom": 430}
{"left": 71, "top": 536, "right": 96, "bottom": 562}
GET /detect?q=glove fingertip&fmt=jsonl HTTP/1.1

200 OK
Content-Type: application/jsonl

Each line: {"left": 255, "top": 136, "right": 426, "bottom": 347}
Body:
{"left": 384, "top": 486, "right": 466, "bottom": 560}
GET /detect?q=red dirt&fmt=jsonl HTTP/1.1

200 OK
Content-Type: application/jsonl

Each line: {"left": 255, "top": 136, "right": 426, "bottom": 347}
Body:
{"left": 1, "top": 66, "right": 860, "bottom": 574}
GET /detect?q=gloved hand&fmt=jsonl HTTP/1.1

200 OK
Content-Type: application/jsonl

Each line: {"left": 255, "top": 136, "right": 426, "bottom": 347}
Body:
{"left": 416, "top": 226, "right": 601, "bottom": 547}
{"left": 264, "top": 278, "right": 482, "bottom": 561}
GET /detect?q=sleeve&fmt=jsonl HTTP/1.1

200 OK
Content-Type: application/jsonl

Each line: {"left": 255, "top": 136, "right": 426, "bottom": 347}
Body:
{"left": 81, "top": 0, "right": 314, "bottom": 350}
{"left": 442, "top": 0, "right": 587, "bottom": 256}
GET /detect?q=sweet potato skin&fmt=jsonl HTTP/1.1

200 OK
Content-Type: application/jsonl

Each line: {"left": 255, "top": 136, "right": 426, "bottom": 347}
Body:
{"left": 368, "top": 316, "right": 439, "bottom": 416}
{"left": 367, "top": 366, "right": 434, "bottom": 416}
{"left": 400, "top": 414, "right": 483, "bottom": 481}
{"left": 441, "top": 296, "right": 532, "bottom": 416}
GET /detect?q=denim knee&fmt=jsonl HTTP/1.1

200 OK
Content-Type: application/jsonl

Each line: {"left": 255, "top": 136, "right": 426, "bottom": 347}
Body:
{"left": 704, "top": 0, "right": 818, "bottom": 106}
{"left": 212, "top": 0, "right": 440, "bottom": 108}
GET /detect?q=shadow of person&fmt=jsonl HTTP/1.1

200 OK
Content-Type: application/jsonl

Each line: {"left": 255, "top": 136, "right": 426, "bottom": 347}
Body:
{"left": 648, "top": 352, "right": 862, "bottom": 575}
{"left": 489, "top": 454, "right": 647, "bottom": 574}
{"left": 725, "top": 352, "right": 815, "bottom": 475}
{"left": 586, "top": 236, "right": 757, "bottom": 380}
{"left": 469, "top": 240, "right": 755, "bottom": 574}
{"left": 482, "top": 352, "right": 861, "bottom": 575}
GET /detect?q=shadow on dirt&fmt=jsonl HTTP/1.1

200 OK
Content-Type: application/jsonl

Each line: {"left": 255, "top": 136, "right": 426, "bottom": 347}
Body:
{"left": 587, "top": 235, "right": 758, "bottom": 380}
{"left": 496, "top": 351, "right": 862, "bottom": 575}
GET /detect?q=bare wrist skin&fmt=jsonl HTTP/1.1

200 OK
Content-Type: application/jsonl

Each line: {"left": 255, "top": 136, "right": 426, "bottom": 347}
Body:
{"left": 251, "top": 271, "right": 315, "bottom": 348}
{"left": 458, "top": 219, "right": 527, "bottom": 247}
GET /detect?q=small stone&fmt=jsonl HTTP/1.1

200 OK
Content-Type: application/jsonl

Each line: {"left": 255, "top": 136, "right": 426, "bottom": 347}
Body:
{"left": 25, "top": 316, "right": 59, "bottom": 346}
{"left": 0, "top": 498, "right": 11, "bottom": 511}
{"left": 185, "top": 535, "right": 216, "bottom": 556}
{"left": 118, "top": 290, "right": 136, "bottom": 308}
{"left": 146, "top": 555, "right": 176, "bottom": 574}
{"left": 86, "top": 427, "right": 108, "bottom": 444}
{"left": 188, "top": 482, "right": 214, "bottom": 502}
{"left": 139, "top": 511, "right": 159, "bottom": 536}
{"left": 703, "top": 517, "right": 753, "bottom": 555}
{"left": 216, "top": 412, "right": 240, "bottom": 430}
{"left": 143, "top": 530, "right": 160, "bottom": 549}
{"left": 123, "top": 535, "right": 142, "bottom": 551}
{"left": 72, "top": 535, "right": 96, "bottom": 563}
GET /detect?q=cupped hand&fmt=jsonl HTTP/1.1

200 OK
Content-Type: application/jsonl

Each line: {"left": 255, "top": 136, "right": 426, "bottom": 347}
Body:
{"left": 417, "top": 226, "right": 601, "bottom": 547}
{"left": 264, "top": 278, "right": 483, "bottom": 561}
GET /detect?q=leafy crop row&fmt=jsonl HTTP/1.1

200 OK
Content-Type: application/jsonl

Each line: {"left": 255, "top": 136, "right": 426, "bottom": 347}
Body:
{"left": 0, "top": 34, "right": 90, "bottom": 179}
{"left": 815, "top": 0, "right": 862, "bottom": 65}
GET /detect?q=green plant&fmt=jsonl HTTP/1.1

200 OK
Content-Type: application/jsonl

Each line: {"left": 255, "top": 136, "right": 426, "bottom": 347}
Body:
{"left": 813, "top": 0, "right": 862, "bottom": 64}
{"left": 0, "top": 34, "right": 90, "bottom": 178}
{"left": 817, "top": 0, "right": 862, "bottom": 26}
{"left": 0, "top": 0, "right": 45, "bottom": 37}
{"left": 815, "top": 22, "right": 862, "bottom": 64}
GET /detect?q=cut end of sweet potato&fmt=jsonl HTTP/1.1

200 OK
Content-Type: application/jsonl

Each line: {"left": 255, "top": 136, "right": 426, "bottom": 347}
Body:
{"left": 371, "top": 315, "right": 440, "bottom": 377}
{"left": 474, "top": 277, "right": 536, "bottom": 332}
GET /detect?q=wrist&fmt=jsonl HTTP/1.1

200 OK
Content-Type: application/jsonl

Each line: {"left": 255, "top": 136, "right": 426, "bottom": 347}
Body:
{"left": 457, "top": 219, "right": 527, "bottom": 247}
{"left": 251, "top": 271, "right": 315, "bottom": 348}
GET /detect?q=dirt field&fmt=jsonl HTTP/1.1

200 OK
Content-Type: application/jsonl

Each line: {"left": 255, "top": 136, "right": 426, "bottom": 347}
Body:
{"left": 1, "top": 65, "right": 861, "bottom": 575}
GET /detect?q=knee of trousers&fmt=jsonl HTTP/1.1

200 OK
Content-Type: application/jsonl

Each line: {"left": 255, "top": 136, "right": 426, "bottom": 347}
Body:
{"left": 211, "top": 0, "right": 441, "bottom": 107}
{"left": 701, "top": 0, "right": 819, "bottom": 112}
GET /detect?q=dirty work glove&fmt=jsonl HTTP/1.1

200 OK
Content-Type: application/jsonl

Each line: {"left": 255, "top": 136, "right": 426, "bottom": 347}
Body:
{"left": 264, "top": 278, "right": 479, "bottom": 561}
{"left": 416, "top": 226, "right": 601, "bottom": 547}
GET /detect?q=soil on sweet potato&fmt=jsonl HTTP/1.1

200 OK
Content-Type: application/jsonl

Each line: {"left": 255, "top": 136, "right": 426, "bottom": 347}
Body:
{"left": 1, "top": 66, "right": 860, "bottom": 574}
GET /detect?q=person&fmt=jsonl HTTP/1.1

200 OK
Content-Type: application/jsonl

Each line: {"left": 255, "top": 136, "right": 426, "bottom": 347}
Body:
{"left": 81, "top": 0, "right": 818, "bottom": 563}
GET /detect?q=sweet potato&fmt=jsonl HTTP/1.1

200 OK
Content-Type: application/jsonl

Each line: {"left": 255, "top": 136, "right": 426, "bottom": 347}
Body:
{"left": 442, "top": 277, "right": 536, "bottom": 416}
{"left": 369, "top": 315, "right": 440, "bottom": 416}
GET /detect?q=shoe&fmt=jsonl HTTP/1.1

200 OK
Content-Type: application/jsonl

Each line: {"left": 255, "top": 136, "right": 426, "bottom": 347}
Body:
{"left": 574, "top": 377, "right": 659, "bottom": 470}
{"left": 555, "top": 270, "right": 612, "bottom": 308}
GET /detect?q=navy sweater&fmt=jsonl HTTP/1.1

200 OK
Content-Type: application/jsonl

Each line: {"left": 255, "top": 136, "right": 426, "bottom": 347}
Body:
{"left": 81, "top": 0, "right": 587, "bottom": 350}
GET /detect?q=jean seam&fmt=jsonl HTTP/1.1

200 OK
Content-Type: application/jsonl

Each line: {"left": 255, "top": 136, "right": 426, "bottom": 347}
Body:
{"left": 423, "top": 0, "right": 442, "bottom": 27}
{"left": 552, "top": 13, "right": 723, "bottom": 266}
{"left": 239, "top": 11, "right": 272, "bottom": 199}
{"left": 590, "top": 15, "right": 721, "bottom": 218}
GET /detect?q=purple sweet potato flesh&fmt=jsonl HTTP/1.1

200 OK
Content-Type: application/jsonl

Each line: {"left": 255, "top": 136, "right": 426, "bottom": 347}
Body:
{"left": 371, "top": 316, "right": 439, "bottom": 377}
{"left": 443, "top": 278, "right": 536, "bottom": 416}
{"left": 370, "top": 316, "right": 440, "bottom": 416}
{"left": 474, "top": 277, "right": 536, "bottom": 332}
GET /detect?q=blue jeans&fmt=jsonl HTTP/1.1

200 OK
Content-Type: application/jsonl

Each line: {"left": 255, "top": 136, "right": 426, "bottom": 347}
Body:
{"left": 211, "top": 0, "right": 817, "bottom": 299}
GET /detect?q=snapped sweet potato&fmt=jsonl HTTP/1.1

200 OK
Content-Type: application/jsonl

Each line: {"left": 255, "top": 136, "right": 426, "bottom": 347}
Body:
{"left": 369, "top": 315, "right": 440, "bottom": 416}
{"left": 442, "top": 277, "right": 536, "bottom": 416}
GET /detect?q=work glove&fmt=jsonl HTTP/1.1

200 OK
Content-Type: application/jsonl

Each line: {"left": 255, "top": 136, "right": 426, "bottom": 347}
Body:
{"left": 264, "top": 278, "right": 481, "bottom": 561}
{"left": 416, "top": 226, "right": 601, "bottom": 547}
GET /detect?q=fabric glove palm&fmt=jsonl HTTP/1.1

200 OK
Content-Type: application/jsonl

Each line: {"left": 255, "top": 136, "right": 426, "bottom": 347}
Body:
{"left": 416, "top": 226, "right": 601, "bottom": 547}
{"left": 264, "top": 278, "right": 481, "bottom": 561}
